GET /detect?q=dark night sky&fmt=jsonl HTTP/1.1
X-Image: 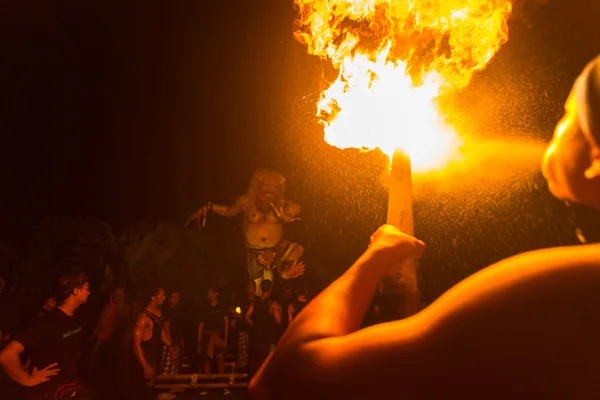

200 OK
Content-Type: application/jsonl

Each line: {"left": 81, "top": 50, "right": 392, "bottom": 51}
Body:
{"left": 0, "top": 0, "right": 599, "bottom": 302}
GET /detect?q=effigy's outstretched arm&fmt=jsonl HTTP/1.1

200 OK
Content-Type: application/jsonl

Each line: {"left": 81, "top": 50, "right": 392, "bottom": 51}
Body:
{"left": 185, "top": 195, "right": 247, "bottom": 227}
{"left": 212, "top": 195, "right": 247, "bottom": 217}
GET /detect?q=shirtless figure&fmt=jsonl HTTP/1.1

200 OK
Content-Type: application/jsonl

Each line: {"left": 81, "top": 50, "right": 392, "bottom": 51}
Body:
{"left": 187, "top": 169, "right": 305, "bottom": 294}
{"left": 248, "top": 57, "right": 600, "bottom": 399}
{"left": 132, "top": 287, "right": 174, "bottom": 398}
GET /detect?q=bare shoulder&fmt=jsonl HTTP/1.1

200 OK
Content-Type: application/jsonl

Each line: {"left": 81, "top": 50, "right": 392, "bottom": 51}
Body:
{"left": 412, "top": 243, "right": 600, "bottom": 396}
{"left": 511, "top": 242, "right": 600, "bottom": 266}
{"left": 449, "top": 243, "right": 598, "bottom": 289}
{"left": 428, "top": 243, "right": 600, "bottom": 309}
{"left": 135, "top": 312, "right": 150, "bottom": 327}
{"left": 251, "top": 245, "right": 600, "bottom": 399}
{"left": 0, "top": 340, "right": 25, "bottom": 359}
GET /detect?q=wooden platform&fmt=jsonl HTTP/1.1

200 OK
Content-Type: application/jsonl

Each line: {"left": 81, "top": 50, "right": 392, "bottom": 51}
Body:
{"left": 155, "top": 362, "right": 248, "bottom": 393}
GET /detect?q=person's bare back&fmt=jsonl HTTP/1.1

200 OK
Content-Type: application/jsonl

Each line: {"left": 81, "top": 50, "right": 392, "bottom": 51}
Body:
{"left": 249, "top": 234, "right": 600, "bottom": 399}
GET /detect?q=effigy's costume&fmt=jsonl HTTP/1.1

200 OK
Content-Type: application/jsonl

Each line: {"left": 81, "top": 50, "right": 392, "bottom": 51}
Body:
{"left": 187, "top": 169, "right": 305, "bottom": 295}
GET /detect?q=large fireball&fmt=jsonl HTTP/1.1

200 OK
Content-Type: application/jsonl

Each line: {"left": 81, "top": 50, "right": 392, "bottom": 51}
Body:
{"left": 294, "top": 0, "right": 512, "bottom": 172}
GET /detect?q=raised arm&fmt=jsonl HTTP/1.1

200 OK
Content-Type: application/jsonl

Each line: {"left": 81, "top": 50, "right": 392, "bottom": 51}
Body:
{"left": 277, "top": 226, "right": 424, "bottom": 346}
{"left": 211, "top": 195, "right": 248, "bottom": 217}
{"left": 248, "top": 225, "right": 425, "bottom": 398}
{"left": 186, "top": 195, "right": 248, "bottom": 227}
{"left": 249, "top": 226, "right": 600, "bottom": 400}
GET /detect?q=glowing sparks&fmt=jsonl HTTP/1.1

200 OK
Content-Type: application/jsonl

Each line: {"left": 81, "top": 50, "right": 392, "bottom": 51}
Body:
{"left": 294, "top": 0, "right": 512, "bottom": 172}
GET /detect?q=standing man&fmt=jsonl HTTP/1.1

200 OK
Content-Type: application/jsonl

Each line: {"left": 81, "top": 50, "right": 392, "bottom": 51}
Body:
{"left": 132, "top": 287, "right": 174, "bottom": 400}
{"left": 160, "top": 290, "right": 184, "bottom": 375}
{"left": 89, "top": 287, "right": 131, "bottom": 399}
{"left": 245, "top": 280, "right": 282, "bottom": 377}
{"left": 197, "top": 287, "right": 228, "bottom": 375}
{"left": 0, "top": 271, "right": 92, "bottom": 399}
{"left": 232, "top": 281, "right": 259, "bottom": 371}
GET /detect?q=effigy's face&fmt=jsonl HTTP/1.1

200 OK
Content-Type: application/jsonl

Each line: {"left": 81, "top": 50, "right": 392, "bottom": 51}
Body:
{"left": 542, "top": 94, "right": 600, "bottom": 207}
{"left": 258, "top": 176, "right": 283, "bottom": 203}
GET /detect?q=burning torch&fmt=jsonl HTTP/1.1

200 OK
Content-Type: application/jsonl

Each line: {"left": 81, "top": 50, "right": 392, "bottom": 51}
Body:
{"left": 293, "top": 0, "right": 513, "bottom": 320}
{"left": 386, "top": 150, "right": 418, "bottom": 318}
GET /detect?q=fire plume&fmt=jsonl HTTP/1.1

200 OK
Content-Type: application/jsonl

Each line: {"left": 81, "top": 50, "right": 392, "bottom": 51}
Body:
{"left": 294, "top": 0, "right": 512, "bottom": 172}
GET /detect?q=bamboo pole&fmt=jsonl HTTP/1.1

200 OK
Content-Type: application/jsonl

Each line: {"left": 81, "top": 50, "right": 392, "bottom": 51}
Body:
{"left": 155, "top": 373, "right": 248, "bottom": 381}
{"left": 154, "top": 383, "right": 248, "bottom": 390}
{"left": 386, "top": 150, "right": 419, "bottom": 318}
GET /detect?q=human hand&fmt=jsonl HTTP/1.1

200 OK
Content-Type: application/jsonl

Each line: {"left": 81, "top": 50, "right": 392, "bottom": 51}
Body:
{"left": 286, "top": 261, "right": 305, "bottom": 279}
{"left": 27, "top": 363, "right": 59, "bottom": 387}
{"left": 369, "top": 225, "right": 425, "bottom": 262}
{"left": 143, "top": 365, "right": 156, "bottom": 381}
{"left": 270, "top": 203, "right": 300, "bottom": 223}
{"left": 185, "top": 206, "right": 208, "bottom": 227}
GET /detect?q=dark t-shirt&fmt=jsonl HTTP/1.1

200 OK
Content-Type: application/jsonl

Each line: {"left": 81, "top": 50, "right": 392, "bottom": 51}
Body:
{"left": 199, "top": 303, "right": 225, "bottom": 333}
{"left": 163, "top": 305, "right": 184, "bottom": 345}
{"left": 13, "top": 308, "right": 85, "bottom": 396}
{"left": 252, "top": 298, "right": 278, "bottom": 344}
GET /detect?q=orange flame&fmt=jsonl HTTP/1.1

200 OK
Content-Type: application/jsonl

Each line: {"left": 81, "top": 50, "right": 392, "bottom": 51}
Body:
{"left": 294, "top": 0, "right": 512, "bottom": 172}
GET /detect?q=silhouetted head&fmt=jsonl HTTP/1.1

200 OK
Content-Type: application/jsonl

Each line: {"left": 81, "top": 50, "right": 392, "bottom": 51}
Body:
{"left": 57, "top": 272, "right": 90, "bottom": 306}
{"left": 260, "top": 280, "right": 273, "bottom": 297}
{"left": 543, "top": 55, "right": 600, "bottom": 210}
